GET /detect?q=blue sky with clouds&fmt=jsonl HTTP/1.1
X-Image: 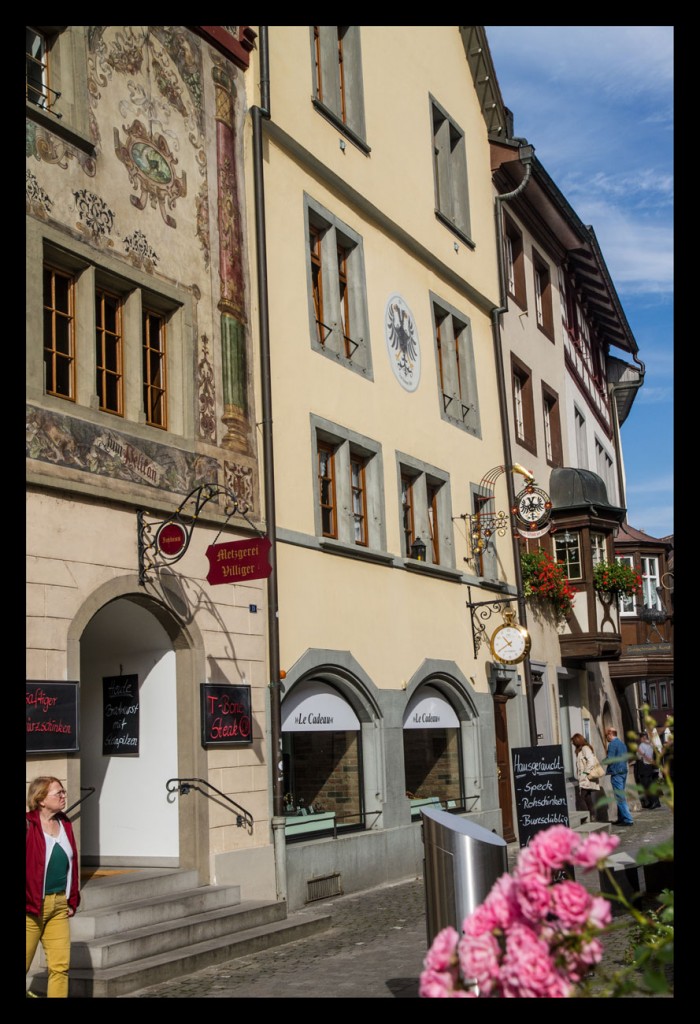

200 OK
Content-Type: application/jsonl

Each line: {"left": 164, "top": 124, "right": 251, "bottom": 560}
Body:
{"left": 485, "top": 26, "right": 673, "bottom": 538}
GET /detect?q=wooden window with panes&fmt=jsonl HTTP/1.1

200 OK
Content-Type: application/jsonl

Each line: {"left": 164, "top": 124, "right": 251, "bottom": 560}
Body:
{"left": 542, "top": 384, "right": 563, "bottom": 467}
{"left": 43, "top": 264, "right": 75, "bottom": 400}
{"left": 533, "top": 250, "right": 554, "bottom": 339}
{"left": 95, "top": 287, "right": 123, "bottom": 415}
{"left": 350, "top": 455, "right": 367, "bottom": 546}
{"left": 309, "top": 223, "right": 327, "bottom": 347}
{"left": 401, "top": 474, "right": 415, "bottom": 557}
{"left": 337, "top": 243, "right": 352, "bottom": 357}
{"left": 318, "top": 442, "right": 337, "bottom": 538}
{"left": 143, "top": 309, "right": 167, "bottom": 429}
{"left": 555, "top": 531, "right": 582, "bottom": 580}
{"left": 504, "top": 216, "right": 526, "bottom": 309}
{"left": 427, "top": 482, "right": 441, "bottom": 565}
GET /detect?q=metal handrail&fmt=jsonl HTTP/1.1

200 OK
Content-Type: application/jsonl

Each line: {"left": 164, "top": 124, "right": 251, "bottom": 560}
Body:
{"left": 166, "top": 777, "right": 254, "bottom": 833}
{"left": 66, "top": 785, "right": 95, "bottom": 817}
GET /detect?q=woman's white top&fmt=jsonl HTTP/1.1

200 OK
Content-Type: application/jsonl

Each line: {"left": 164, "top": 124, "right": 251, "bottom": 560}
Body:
{"left": 43, "top": 820, "right": 74, "bottom": 900}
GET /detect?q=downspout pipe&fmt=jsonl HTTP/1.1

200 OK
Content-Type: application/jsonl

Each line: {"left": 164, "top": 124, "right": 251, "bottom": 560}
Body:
{"left": 491, "top": 144, "right": 539, "bottom": 746}
{"left": 250, "top": 27, "right": 287, "bottom": 901}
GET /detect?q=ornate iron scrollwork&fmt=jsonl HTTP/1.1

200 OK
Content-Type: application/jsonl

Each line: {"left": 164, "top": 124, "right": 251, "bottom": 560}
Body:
{"left": 465, "top": 585, "right": 518, "bottom": 659}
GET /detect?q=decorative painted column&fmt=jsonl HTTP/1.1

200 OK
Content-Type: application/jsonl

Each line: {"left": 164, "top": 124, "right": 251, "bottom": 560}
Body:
{"left": 213, "top": 63, "right": 249, "bottom": 451}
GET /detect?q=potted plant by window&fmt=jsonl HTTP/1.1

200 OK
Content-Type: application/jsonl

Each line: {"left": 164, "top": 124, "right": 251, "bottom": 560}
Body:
{"left": 592, "top": 561, "right": 642, "bottom": 603}
{"left": 520, "top": 548, "right": 576, "bottom": 620}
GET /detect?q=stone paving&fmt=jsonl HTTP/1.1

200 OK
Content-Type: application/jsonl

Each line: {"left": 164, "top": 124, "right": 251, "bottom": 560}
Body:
{"left": 122, "top": 802, "right": 673, "bottom": 999}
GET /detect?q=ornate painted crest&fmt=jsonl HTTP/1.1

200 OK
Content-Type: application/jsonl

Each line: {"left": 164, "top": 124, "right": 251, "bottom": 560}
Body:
{"left": 385, "top": 294, "right": 420, "bottom": 392}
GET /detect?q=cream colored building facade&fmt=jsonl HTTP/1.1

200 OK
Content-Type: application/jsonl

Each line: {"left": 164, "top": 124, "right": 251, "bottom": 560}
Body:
{"left": 245, "top": 27, "right": 533, "bottom": 906}
{"left": 26, "top": 27, "right": 277, "bottom": 899}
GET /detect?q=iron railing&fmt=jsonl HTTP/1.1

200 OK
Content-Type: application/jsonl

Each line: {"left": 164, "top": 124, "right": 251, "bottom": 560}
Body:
{"left": 166, "top": 777, "right": 254, "bottom": 833}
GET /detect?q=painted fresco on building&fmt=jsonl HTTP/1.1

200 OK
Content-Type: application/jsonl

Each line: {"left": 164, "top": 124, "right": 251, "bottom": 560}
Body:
{"left": 26, "top": 405, "right": 219, "bottom": 494}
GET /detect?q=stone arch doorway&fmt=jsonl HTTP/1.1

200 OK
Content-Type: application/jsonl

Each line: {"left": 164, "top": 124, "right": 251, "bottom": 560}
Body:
{"left": 67, "top": 578, "right": 210, "bottom": 881}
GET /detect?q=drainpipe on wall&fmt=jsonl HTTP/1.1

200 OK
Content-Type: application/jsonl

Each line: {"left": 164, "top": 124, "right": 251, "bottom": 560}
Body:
{"left": 491, "top": 143, "right": 539, "bottom": 746}
{"left": 250, "top": 27, "right": 287, "bottom": 903}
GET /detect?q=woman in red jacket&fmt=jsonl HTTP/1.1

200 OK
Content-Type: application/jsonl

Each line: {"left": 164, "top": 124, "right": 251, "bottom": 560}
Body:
{"left": 26, "top": 776, "right": 80, "bottom": 998}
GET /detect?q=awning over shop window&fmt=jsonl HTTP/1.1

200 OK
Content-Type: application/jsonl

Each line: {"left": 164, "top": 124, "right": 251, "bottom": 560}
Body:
{"left": 403, "top": 685, "right": 459, "bottom": 729}
{"left": 281, "top": 680, "right": 361, "bottom": 732}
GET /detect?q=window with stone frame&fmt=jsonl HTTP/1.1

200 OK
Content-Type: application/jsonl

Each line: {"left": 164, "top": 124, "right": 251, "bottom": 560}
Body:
{"left": 25, "top": 27, "right": 92, "bottom": 147}
{"left": 43, "top": 263, "right": 76, "bottom": 401}
{"left": 532, "top": 247, "right": 554, "bottom": 340}
{"left": 397, "top": 453, "right": 454, "bottom": 568}
{"left": 430, "top": 96, "right": 472, "bottom": 244}
{"left": 304, "top": 196, "right": 372, "bottom": 377}
{"left": 311, "top": 416, "right": 385, "bottom": 553}
{"left": 430, "top": 293, "right": 480, "bottom": 436}
{"left": 311, "top": 26, "right": 367, "bottom": 148}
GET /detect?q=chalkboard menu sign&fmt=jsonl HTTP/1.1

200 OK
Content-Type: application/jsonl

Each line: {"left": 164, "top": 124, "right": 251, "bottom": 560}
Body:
{"left": 201, "top": 684, "right": 252, "bottom": 746}
{"left": 26, "top": 681, "right": 79, "bottom": 753}
{"left": 512, "top": 744, "right": 570, "bottom": 847}
{"left": 102, "top": 675, "right": 139, "bottom": 756}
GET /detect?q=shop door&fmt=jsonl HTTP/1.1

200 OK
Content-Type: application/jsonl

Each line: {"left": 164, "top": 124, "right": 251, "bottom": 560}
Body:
{"left": 493, "top": 695, "right": 516, "bottom": 842}
{"left": 79, "top": 598, "right": 179, "bottom": 864}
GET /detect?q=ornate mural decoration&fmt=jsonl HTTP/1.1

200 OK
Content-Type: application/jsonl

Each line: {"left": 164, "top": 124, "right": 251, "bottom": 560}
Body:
{"left": 27, "top": 405, "right": 219, "bottom": 494}
{"left": 224, "top": 461, "right": 255, "bottom": 510}
{"left": 26, "top": 120, "right": 96, "bottom": 176}
{"left": 123, "top": 229, "right": 159, "bottom": 272}
{"left": 195, "top": 182, "right": 211, "bottom": 268}
{"left": 198, "top": 334, "right": 217, "bottom": 443}
{"left": 114, "top": 119, "right": 187, "bottom": 228}
{"left": 73, "top": 189, "right": 115, "bottom": 246}
{"left": 104, "top": 27, "right": 145, "bottom": 75}
{"left": 26, "top": 170, "right": 53, "bottom": 219}
{"left": 213, "top": 60, "right": 249, "bottom": 452}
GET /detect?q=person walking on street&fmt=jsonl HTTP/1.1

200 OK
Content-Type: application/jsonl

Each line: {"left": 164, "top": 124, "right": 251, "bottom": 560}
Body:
{"left": 636, "top": 731, "right": 661, "bottom": 809}
{"left": 26, "top": 776, "right": 80, "bottom": 997}
{"left": 604, "top": 727, "right": 634, "bottom": 826}
{"left": 571, "top": 733, "right": 602, "bottom": 819}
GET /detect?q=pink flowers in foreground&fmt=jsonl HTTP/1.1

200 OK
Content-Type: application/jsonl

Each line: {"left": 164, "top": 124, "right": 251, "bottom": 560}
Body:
{"left": 419, "top": 825, "right": 618, "bottom": 998}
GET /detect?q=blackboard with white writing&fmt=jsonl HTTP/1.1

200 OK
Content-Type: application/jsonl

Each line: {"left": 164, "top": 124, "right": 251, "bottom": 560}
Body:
{"left": 512, "top": 744, "right": 570, "bottom": 847}
{"left": 26, "top": 681, "right": 79, "bottom": 753}
{"left": 201, "top": 684, "right": 253, "bottom": 746}
{"left": 102, "top": 675, "right": 140, "bottom": 756}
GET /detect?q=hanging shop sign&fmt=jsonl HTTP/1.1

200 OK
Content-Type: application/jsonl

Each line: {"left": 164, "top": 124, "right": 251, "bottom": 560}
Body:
{"left": 205, "top": 537, "right": 272, "bottom": 585}
{"left": 201, "top": 683, "right": 253, "bottom": 746}
{"left": 403, "top": 686, "right": 459, "bottom": 729}
{"left": 156, "top": 522, "right": 188, "bottom": 557}
{"left": 512, "top": 484, "right": 553, "bottom": 540}
{"left": 26, "top": 681, "right": 79, "bottom": 753}
{"left": 281, "top": 681, "right": 361, "bottom": 732}
{"left": 102, "top": 675, "right": 139, "bottom": 756}
{"left": 511, "top": 744, "right": 569, "bottom": 847}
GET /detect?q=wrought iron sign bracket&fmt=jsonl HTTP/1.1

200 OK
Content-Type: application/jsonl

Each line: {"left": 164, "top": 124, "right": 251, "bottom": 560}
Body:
{"left": 137, "top": 483, "right": 259, "bottom": 586}
{"left": 466, "top": 585, "right": 519, "bottom": 659}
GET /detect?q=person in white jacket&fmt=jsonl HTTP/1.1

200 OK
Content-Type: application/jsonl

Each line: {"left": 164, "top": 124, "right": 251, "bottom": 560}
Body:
{"left": 571, "top": 733, "right": 601, "bottom": 818}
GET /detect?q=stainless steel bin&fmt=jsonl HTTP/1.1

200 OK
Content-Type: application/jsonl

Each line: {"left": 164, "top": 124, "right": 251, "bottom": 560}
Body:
{"left": 421, "top": 806, "right": 508, "bottom": 944}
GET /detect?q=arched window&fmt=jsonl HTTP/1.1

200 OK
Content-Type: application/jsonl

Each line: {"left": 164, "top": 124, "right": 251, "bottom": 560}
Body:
{"left": 402, "top": 685, "right": 464, "bottom": 817}
{"left": 281, "top": 680, "right": 364, "bottom": 841}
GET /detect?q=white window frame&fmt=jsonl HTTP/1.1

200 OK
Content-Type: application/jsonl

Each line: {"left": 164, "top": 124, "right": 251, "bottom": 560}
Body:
{"left": 304, "top": 196, "right": 372, "bottom": 378}
{"left": 591, "top": 532, "right": 607, "bottom": 567}
{"left": 396, "top": 452, "right": 455, "bottom": 569}
{"left": 430, "top": 293, "right": 480, "bottom": 437}
{"left": 641, "top": 556, "right": 661, "bottom": 611}
{"left": 430, "top": 96, "right": 472, "bottom": 244}
{"left": 617, "top": 555, "right": 636, "bottom": 615}
{"left": 311, "top": 415, "right": 385, "bottom": 552}
{"left": 555, "top": 530, "right": 582, "bottom": 581}
{"left": 574, "top": 406, "right": 588, "bottom": 469}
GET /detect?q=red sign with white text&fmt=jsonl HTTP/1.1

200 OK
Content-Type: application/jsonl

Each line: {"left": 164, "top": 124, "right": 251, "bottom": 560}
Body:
{"left": 205, "top": 537, "right": 272, "bottom": 585}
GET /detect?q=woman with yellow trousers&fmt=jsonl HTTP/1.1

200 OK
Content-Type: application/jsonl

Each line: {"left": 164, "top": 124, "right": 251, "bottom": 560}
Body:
{"left": 26, "top": 777, "right": 80, "bottom": 997}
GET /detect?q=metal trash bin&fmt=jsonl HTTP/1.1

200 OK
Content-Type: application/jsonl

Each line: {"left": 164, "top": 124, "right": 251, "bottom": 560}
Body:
{"left": 421, "top": 806, "right": 508, "bottom": 944}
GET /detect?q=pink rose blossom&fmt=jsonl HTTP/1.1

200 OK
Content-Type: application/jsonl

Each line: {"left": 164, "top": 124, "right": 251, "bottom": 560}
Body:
{"left": 457, "top": 931, "right": 501, "bottom": 995}
{"left": 514, "top": 843, "right": 551, "bottom": 882}
{"left": 514, "top": 872, "right": 552, "bottom": 923}
{"left": 418, "top": 967, "right": 459, "bottom": 998}
{"left": 480, "top": 872, "right": 519, "bottom": 930}
{"left": 588, "top": 895, "right": 613, "bottom": 929}
{"left": 462, "top": 899, "right": 501, "bottom": 937}
{"left": 578, "top": 937, "right": 604, "bottom": 966}
{"left": 550, "top": 880, "right": 593, "bottom": 930}
{"left": 529, "top": 824, "right": 580, "bottom": 871}
{"left": 499, "top": 922, "right": 568, "bottom": 998}
{"left": 423, "top": 925, "right": 459, "bottom": 971}
{"left": 572, "top": 831, "right": 620, "bottom": 870}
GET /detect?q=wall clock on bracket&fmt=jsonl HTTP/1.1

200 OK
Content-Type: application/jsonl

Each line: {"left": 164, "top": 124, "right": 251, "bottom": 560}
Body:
{"left": 489, "top": 609, "right": 531, "bottom": 665}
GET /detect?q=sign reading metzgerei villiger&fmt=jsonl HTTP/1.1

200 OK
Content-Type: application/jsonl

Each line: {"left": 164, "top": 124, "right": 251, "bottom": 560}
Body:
{"left": 102, "top": 675, "right": 139, "bottom": 756}
{"left": 511, "top": 744, "right": 569, "bottom": 847}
